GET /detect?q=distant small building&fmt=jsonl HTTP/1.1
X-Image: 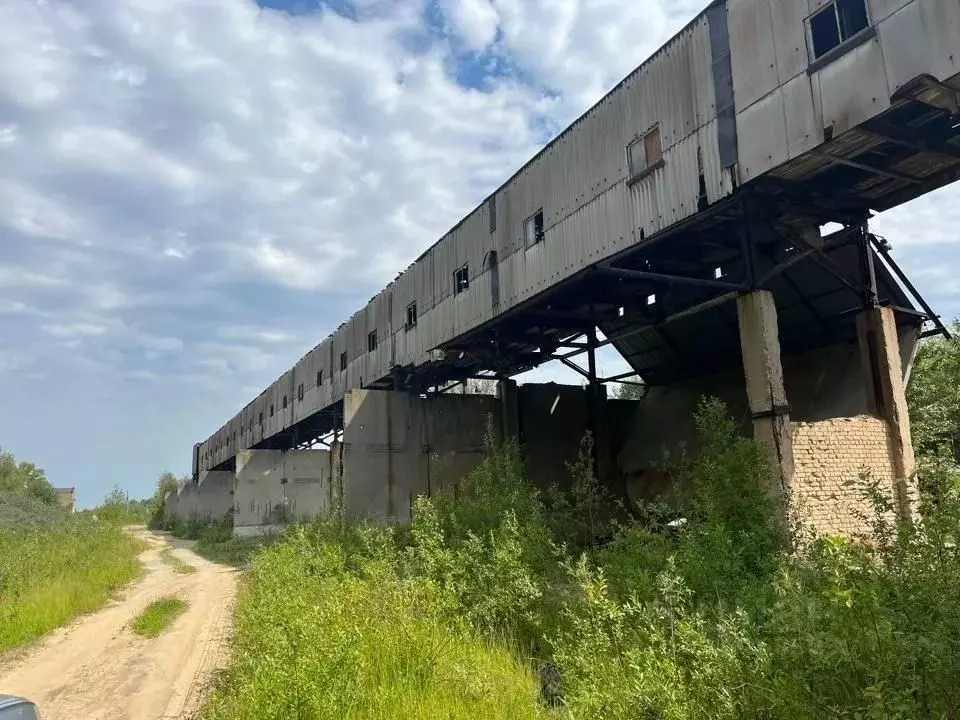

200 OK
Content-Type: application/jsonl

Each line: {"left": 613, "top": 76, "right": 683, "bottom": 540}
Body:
{"left": 55, "top": 487, "right": 75, "bottom": 512}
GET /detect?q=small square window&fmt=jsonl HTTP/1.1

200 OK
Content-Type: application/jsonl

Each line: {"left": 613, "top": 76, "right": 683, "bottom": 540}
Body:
{"left": 340, "top": 351, "right": 348, "bottom": 372}
{"left": 316, "top": 370, "right": 323, "bottom": 386}
{"left": 524, "top": 210, "right": 545, "bottom": 250}
{"left": 714, "top": 266, "right": 724, "bottom": 279}
{"left": 405, "top": 302, "right": 418, "bottom": 331}
{"left": 647, "top": 294, "right": 657, "bottom": 306}
{"left": 368, "top": 330, "right": 378, "bottom": 352}
{"left": 627, "top": 126, "right": 663, "bottom": 179}
{"left": 454, "top": 265, "right": 469, "bottom": 295}
{"left": 809, "top": 0, "right": 869, "bottom": 60}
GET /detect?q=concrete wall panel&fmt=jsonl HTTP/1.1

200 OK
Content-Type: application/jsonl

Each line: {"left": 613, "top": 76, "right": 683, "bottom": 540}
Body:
{"left": 197, "top": 470, "right": 233, "bottom": 521}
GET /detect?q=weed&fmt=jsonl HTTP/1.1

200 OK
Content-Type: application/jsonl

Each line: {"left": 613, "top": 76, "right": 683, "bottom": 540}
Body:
{"left": 130, "top": 596, "right": 187, "bottom": 638}
{"left": 160, "top": 549, "right": 196, "bottom": 575}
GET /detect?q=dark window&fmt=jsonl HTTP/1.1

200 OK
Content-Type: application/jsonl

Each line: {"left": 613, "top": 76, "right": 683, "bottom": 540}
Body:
{"left": 405, "top": 302, "right": 418, "bottom": 331}
{"left": 270, "top": 404, "right": 274, "bottom": 417}
{"left": 316, "top": 370, "right": 323, "bottom": 386}
{"left": 340, "top": 351, "right": 348, "bottom": 371}
{"left": 241, "top": 426, "right": 244, "bottom": 436}
{"left": 523, "top": 210, "right": 545, "bottom": 249}
{"left": 297, "top": 383, "right": 304, "bottom": 401}
{"left": 258, "top": 412, "right": 263, "bottom": 426}
{"left": 367, "top": 330, "right": 377, "bottom": 353}
{"left": 488, "top": 195, "right": 497, "bottom": 233}
{"left": 454, "top": 265, "right": 469, "bottom": 295}
{"left": 810, "top": 0, "right": 869, "bottom": 60}
{"left": 282, "top": 395, "right": 288, "bottom": 410}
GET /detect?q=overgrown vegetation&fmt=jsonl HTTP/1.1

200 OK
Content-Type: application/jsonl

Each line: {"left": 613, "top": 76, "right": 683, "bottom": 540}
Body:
{"left": 0, "top": 450, "right": 146, "bottom": 652}
{"left": 129, "top": 596, "right": 187, "bottom": 638}
{"left": 203, "top": 392, "right": 960, "bottom": 719}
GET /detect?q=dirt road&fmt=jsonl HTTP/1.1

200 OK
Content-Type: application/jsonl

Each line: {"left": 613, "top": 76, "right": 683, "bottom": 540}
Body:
{"left": 0, "top": 529, "right": 238, "bottom": 720}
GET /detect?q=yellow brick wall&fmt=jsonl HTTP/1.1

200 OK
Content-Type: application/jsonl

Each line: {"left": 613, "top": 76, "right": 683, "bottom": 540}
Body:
{"left": 791, "top": 416, "right": 896, "bottom": 537}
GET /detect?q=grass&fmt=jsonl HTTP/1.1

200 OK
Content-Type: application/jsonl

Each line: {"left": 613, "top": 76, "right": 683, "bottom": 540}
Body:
{"left": 130, "top": 596, "right": 187, "bottom": 638}
{"left": 0, "top": 517, "right": 145, "bottom": 652}
{"left": 201, "top": 399, "right": 960, "bottom": 719}
{"left": 202, "top": 530, "right": 550, "bottom": 720}
{"left": 160, "top": 549, "right": 197, "bottom": 575}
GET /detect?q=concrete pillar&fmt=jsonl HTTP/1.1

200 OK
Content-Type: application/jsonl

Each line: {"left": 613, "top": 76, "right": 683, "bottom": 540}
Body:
{"left": 857, "top": 306, "right": 916, "bottom": 517}
{"left": 498, "top": 379, "right": 520, "bottom": 442}
{"left": 163, "top": 490, "right": 180, "bottom": 521}
{"left": 342, "top": 389, "right": 497, "bottom": 522}
{"left": 233, "top": 449, "right": 331, "bottom": 536}
{"left": 197, "top": 470, "right": 234, "bottom": 521}
{"left": 177, "top": 482, "right": 201, "bottom": 519}
{"left": 737, "top": 290, "right": 794, "bottom": 500}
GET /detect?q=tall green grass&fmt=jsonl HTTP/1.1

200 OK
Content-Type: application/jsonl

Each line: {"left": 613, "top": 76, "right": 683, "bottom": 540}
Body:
{"left": 202, "top": 526, "right": 549, "bottom": 720}
{"left": 204, "top": 399, "right": 960, "bottom": 719}
{"left": 0, "top": 517, "right": 144, "bottom": 651}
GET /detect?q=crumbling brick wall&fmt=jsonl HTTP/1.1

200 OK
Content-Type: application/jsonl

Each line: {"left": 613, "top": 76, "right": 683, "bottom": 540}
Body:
{"left": 791, "top": 416, "right": 896, "bottom": 537}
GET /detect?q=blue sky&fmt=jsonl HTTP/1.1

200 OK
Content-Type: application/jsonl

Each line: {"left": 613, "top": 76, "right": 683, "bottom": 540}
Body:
{"left": 0, "top": 0, "right": 957, "bottom": 508}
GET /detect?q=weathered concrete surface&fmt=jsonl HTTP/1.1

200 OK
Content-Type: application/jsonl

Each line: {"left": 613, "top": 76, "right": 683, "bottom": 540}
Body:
{"left": 196, "top": 471, "right": 234, "bottom": 521}
{"left": 857, "top": 307, "right": 918, "bottom": 518}
{"left": 176, "top": 482, "right": 201, "bottom": 519}
{"left": 163, "top": 490, "right": 179, "bottom": 521}
{"left": 233, "top": 449, "right": 331, "bottom": 535}
{"left": 342, "top": 390, "right": 498, "bottom": 521}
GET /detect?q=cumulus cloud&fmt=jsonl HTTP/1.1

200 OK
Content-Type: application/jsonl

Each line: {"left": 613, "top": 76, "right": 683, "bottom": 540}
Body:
{"left": 0, "top": 0, "right": 956, "bottom": 507}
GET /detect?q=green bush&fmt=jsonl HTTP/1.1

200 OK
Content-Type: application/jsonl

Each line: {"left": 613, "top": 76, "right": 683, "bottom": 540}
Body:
{"left": 205, "top": 395, "right": 960, "bottom": 719}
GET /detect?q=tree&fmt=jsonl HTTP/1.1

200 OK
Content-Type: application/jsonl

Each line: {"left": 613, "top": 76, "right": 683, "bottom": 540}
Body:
{"left": 908, "top": 318, "right": 960, "bottom": 462}
{"left": 612, "top": 378, "right": 645, "bottom": 401}
{"left": 0, "top": 450, "right": 58, "bottom": 505}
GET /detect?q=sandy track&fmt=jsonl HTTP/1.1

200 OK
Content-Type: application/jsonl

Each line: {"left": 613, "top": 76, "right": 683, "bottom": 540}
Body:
{"left": 0, "top": 528, "right": 238, "bottom": 720}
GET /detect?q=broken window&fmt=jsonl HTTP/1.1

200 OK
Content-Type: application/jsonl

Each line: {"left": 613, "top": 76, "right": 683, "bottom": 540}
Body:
{"left": 627, "top": 126, "right": 663, "bottom": 180}
{"left": 809, "top": 0, "right": 869, "bottom": 60}
{"left": 454, "top": 264, "right": 469, "bottom": 295}
{"left": 405, "top": 302, "right": 418, "bottom": 331}
{"left": 340, "top": 351, "right": 347, "bottom": 372}
{"left": 524, "top": 210, "right": 545, "bottom": 250}
{"left": 368, "top": 330, "right": 377, "bottom": 353}
{"left": 488, "top": 195, "right": 497, "bottom": 233}
{"left": 282, "top": 395, "right": 288, "bottom": 410}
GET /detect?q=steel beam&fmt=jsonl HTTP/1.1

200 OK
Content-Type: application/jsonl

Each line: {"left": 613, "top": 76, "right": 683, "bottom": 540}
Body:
{"left": 595, "top": 263, "right": 749, "bottom": 292}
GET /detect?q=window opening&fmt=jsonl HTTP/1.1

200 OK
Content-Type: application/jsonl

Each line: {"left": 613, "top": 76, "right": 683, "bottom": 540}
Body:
{"left": 367, "top": 330, "right": 377, "bottom": 353}
{"left": 627, "top": 126, "right": 663, "bottom": 179}
{"left": 454, "top": 265, "right": 469, "bottom": 295}
{"left": 316, "top": 370, "right": 323, "bottom": 386}
{"left": 524, "top": 210, "right": 545, "bottom": 250}
{"left": 340, "top": 351, "right": 348, "bottom": 371}
{"left": 647, "top": 294, "right": 657, "bottom": 306}
{"left": 810, "top": 0, "right": 868, "bottom": 60}
{"left": 298, "top": 383, "right": 304, "bottom": 401}
{"left": 405, "top": 302, "right": 418, "bottom": 331}
{"left": 270, "top": 404, "right": 274, "bottom": 417}
{"left": 282, "top": 395, "right": 288, "bottom": 410}
{"left": 258, "top": 412, "right": 263, "bottom": 426}
{"left": 714, "top": 266, "right": 724, "bottom": 279}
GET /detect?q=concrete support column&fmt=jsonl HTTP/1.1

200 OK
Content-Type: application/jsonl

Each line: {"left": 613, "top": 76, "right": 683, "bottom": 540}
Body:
{"left": 737, "top": 290, "right": 794, "bottom": 501}
{"left": 497, "top": 379, "right": 520, "bottom": 443}
{"left": 856, "top": 306, "right": 916, "bottom": 518}
{"left": 196, "top": 470, "right": 234, "bottom": 521}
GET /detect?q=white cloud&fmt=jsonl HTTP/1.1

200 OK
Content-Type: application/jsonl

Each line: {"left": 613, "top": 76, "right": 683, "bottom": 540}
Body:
{"left": 438, "top": 0, "right": 500, "bottom": 51}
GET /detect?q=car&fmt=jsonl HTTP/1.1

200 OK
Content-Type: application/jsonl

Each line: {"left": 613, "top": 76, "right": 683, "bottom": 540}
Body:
{"left": 0, "top": 696, "right": 40, "bottom": 720}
